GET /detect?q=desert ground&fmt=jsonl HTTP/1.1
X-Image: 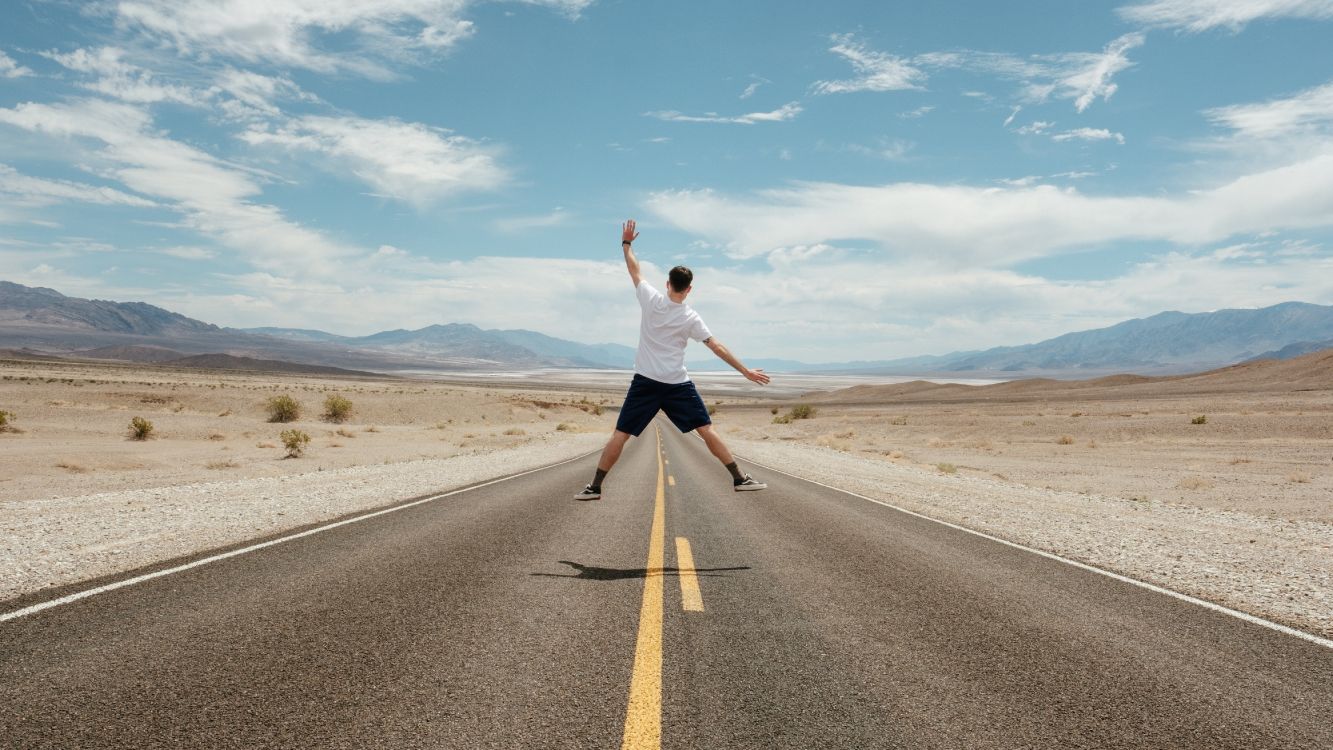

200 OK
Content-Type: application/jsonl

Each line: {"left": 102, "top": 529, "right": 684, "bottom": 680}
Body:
{"left": 2, "top": 352, "right": 1330, "bottom": 636}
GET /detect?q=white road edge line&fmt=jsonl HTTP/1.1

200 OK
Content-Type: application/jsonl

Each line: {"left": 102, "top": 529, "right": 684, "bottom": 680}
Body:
{"left": 1, "top": 448, "right": 601, "bottom": 624}
{"left": 729, "top": 447, "right": 1333, "bottom": 651}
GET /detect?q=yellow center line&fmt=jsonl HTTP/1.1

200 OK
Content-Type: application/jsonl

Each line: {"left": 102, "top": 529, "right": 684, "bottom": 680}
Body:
{"left": 621, "top": 426, "right": 666, "bottom": 750}
{"left": 675, "top": 537, "right": 704, "bottom": 612}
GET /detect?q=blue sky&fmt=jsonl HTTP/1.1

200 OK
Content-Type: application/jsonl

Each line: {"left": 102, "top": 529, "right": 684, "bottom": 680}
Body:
{"left": 2, "top": 0, "right": 1333, "bottom": 362}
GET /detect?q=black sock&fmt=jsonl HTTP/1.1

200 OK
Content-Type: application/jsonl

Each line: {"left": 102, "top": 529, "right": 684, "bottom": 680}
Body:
{"left": 724, "top": 462, "right": 744, "bottom": 482}
{"left": 591, "top": 468, "right": 608, "bottom": 489}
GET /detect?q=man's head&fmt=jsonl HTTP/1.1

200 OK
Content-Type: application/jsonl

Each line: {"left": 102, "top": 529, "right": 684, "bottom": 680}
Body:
{"left": 668, "top": 265, "right": 693, "bottom": 294}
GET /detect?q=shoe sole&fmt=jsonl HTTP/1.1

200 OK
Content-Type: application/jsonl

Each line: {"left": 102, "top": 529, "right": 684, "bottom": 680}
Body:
{"left": 734, "top": 484, "right": 767, "bottom": 491}
{"left": 574, "top": 493, "right": 601, "bottom": 500}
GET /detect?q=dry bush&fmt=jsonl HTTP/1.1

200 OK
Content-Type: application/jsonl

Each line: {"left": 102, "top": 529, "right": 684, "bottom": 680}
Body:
{"left": 266, "top": 395, "right": 301, "bottom": 423}
{"left": 1288, "top": 472, "right": 1312, "bottom": 484}
{"left": 206, "top": 460, "right": 239, "bottom": 470}
{"left": 322, "top": 395, "right": 353, "bottom": 423}
{"left": 364, "top": 425, "right": 380, "bottom": 433}
{"left": 770, "top": 406, "right": 779, "bottom": 415}
{"left": 55, "top": 461, "right": 89, "bottom": 473}
{"left": 0, "top": 409, "right": 12, "bottom": 430}
{"left": 1021, "top": 419, "right": 1037, "bottom": 427}
{"left": 1070, "top": 411, "right": 1084, "bottom": 417}
{"left": 1229, "top": 457, "right": 1252, "bottom": 465}
{"left": 1087, "top": 439, "right": 1098, "bottom": 448}
{"left": 218, "top": 409, "right": 233, "bottom": 417}
{"left": 889, "top": 416, "right": 908, "bottom": 425}
{"left": 281, "top": 429, "right": 311, "bottom": 458}
{"left": 336, "top": 428, "right": 356, "bottom": 438}
{"left": 790, "top": 404, "right": 816, "bottom": 420}
{"left": 1191, "top": 415, "right": 1208, "bottom": 425}
{"left": 555, "top": 422, "right": 576, "bottom": 431}
{"left": 936, "top": 462, "right": 958, "bottom": 474}
{"left": 885, "top": 450, "right": 905, "bottom": 459}
{"left": 208, "top": 432, "right": 226, "bottom": 441}
{"left": 129, "top": 416, "right": 154, "bottom": 440}
{"left": 1176, "top": 476, "right": 1215, "bottom": 490}
{"left": 503, "top": 428, "right": 526, "bottom": 436}
{"left": 1056, "top": 435, "right": 1075, "bottom": 445}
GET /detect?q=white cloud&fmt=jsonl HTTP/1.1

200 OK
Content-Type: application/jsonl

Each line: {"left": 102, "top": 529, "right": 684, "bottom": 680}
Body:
{"left": 916, "top": 33, "right": 1145, "bottom": 112}
{"left": 0, "top": 50, "right": 33, "bottom": 78}
{"left": 240, "top": 115, "right": 510, "bottom": 206}
{"left": 739, "top": 81, "right": 763, "bottom": 99}
{"left": 1118, "top": 0, "right": 1333, "bottom": 31}
{"left": 643, "top": 150, "right": 1333, "bottom": 266}
{"left": 1052, "top": 127, "right": 1126, "bottom": 144}
{"left": 494, "top": 208, "right": 571, "bottom": 232}
{"left": 157, "top": 245, "right": 217, "bottom": 260}
{"left": 644, "top": 102, "right": 803, "bottom": 125}
{"left": 900, "top": 105, "right": 935, "bottom": 118}
{"left": 812, "top": 34, "right": 925, "bottom": 94}
{"left": 43, "top": 47, "right": 206, "bottom": 105}
{"left": 0, "top": 163, "right": 158, "bottom": 208}
{"left": 213, "top": 68, "right": 319, "bottom": 120}
{"left": 1205, "top": 80, "right": 1333, "bottom": 138}
{"left": 0, "top": 98, "right": 357, "bottom": 272}
{"left": 112, "top": 0, "right": 594, "bottom": 77}
{"left": 1003, "top": 105, "right": 1021, "bottom": 126}
{"left": 1014, "top": 120, "right": 1053, "bottom": 135}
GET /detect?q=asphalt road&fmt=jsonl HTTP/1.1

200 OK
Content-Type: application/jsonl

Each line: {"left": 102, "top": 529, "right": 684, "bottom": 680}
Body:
{"left": 2, "top": 416, "right": 1331, "bottom": 749}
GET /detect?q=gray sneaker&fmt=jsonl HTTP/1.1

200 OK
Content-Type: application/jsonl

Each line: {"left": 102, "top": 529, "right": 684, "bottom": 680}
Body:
{"left": 733, "top": 474, "right": 767, "bottom": 491}
{"left": 574, "top": 484, "right": 601, "bottom": 500}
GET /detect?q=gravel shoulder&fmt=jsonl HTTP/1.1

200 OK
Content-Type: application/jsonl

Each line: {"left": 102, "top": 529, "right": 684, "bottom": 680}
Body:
{"left": 1, "top": 433, "right": 605, "bottom": 604}
{"left": 733, "top": 438, "right": 1333, "bottom": 640}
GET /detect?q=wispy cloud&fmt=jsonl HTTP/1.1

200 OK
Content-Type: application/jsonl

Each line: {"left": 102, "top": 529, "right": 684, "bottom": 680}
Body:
{"left": 739, "top": 76, "right": 770, "bottom": 100}
{"left": 1205, "top": 80, "right": 1333, "bottom": 138}
{"left": 1052, "top": 127, "right": 1126, "bottom": 144}
{"left": 0, "top": 50, "right": 33, "bottom": 78}
{"left": 845, "top": 138, "right": 915, "bottom": 161}
{"left": 213, "top": 68, "right": 319, "bottom": 120}
{"left": 42, "top": 47, "right": 207, "bottom": 105}
{"left": 111, "top": 0, "right": 592, "bottom": 78}
{"left": 644, "top": 102, "right": 803, "bottom": 125}
{"left": 1014, "top": 120, "right": 1053, "bottom": 135}
{"left": 812, "top": 34, "right": 926, "bottom": 94}
{"left": 900, "top": 105, "right": 935, "bottom": 119}
{"left": 241, "top": 115, "right": 510, "bottom": 207}
{"left": 0, "top": 98, "right": 357, "bottom": 271}
{"left": 0, "top": 163, "right": 158, "bottom": 209}
{"left": 1003, "top": 105, "right": 1021, "bottom": 126}
{"left": 1118, "top": 0, "right": 1333, "bottom": 31}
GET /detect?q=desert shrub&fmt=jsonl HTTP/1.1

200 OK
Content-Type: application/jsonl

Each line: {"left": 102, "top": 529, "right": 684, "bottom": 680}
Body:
{"left": 280, "top": 429, "right": 311, "bottom": 458}
{"left": 1177, "top": 476, "right": 1215, "bottom": 490}
{"left": 266, "top": 395, "right": 301, "bottom": 423}
{"left": 1056, "top": 435, "right": 1074, "bottom": 445}
{"left": 1191, "top": 415, "right": 1207, "bottom": 425}
{"left": 0, "top": 409, "right": 12, "bottom": 431}
{"left": 555, "top": 422, "right": 575, "bottom": 431}
{"left": 889, "top": 416, "right": 908, "bottom": 426}
{"left": 937, "top": 462, "right": 958, "bottom": 474}
{"left": 772, "top": 414, "right": 792, "bottom": 424}
{"left": 790, "top": 404, "right": 816, "bottom": 420}
{"left": 336, "top": 428, "right": 356, "bottom": 438}
{"left": 129, "top": 416, "right": 154, "bottom": 440}
{"left": 770, "top": 406, "right": 779, "bottom": 415}
{"left": 1288, "top": 472, "right": 1312, "bottom": 484}
{"left": 322, "top": 395, "right": 353, "bottom": 423}
{"left": 504, "top": 428, "right": 526, "bottom": 436}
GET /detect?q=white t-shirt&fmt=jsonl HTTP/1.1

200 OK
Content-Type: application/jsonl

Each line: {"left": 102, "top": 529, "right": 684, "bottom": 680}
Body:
{"left": 633, "top": 280, "right": 712, "bottom": 384}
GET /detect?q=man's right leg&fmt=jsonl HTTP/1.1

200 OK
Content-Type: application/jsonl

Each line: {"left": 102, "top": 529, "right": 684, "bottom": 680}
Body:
{"left": 574, "top": 430, "right": 632, "bottom": 499}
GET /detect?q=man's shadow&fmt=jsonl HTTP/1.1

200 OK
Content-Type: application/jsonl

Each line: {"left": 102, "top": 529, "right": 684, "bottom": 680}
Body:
{"left": 532, "top": 560, "right": 751, "bottom": 581}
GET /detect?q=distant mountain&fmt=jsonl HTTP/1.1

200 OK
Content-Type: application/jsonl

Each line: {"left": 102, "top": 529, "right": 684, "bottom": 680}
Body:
{"left": 239, "top": 327, "right": 350, "bottom": 344}
{"left": 1246, "top": 339, "right": 1333, "bottom": 362}
{"left": 752, "top": 302, "right": 1333, "bottom": 377}
{"left": 75, "top": 345, "right": 188, "bottom": 363}
{"left": 163, "top": 353, "right": 380, "bottom": 377}
{"left": 0, "top": 281, "right": 219, "bottom": 337}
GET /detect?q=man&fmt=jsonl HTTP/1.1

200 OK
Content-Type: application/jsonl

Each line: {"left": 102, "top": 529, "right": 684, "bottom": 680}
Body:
{"left": 575, "top": 219, "right": 770, "bottom": 500}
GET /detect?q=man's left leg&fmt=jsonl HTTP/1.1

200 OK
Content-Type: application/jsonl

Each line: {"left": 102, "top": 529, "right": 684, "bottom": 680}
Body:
{"left": 695, "top": 424, "right": 766, "bottom": 490}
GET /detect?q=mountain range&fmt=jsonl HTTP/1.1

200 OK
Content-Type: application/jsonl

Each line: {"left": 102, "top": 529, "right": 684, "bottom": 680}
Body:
{"left": 3, "top": 280, "right": 1333, "bottom": 377}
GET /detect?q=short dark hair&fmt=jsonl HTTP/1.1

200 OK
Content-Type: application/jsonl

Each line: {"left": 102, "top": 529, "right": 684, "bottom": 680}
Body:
{"left": 668, "top": 265, "right": 693, "bottom": 293}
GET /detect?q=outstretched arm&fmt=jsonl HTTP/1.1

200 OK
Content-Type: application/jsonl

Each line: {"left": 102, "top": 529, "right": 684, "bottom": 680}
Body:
{"left": 621, "top": 219, "right": 641, "bottom": 287}
{"left": 705, "top": 337, "right": 770, "bottom": 385}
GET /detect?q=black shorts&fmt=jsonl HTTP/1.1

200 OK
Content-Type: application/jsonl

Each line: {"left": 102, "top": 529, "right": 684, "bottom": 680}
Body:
{"left": 614, "top": 373, "right": 712, "bottom": 436}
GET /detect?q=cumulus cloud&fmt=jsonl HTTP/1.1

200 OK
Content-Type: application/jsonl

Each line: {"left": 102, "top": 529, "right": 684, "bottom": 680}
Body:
{"left": 0, "top": 98, "right": 357, "bottom": 271}
{"left": 644, "top": 102, "right": 803, "bottom": 125}
{"left": 643, "top": 151, "right": 1333, "bottom": 265}
{"left": 1118, "top": 0, "right": 1333, "bottom": 31}
{"left": 240, "top": 115, "right": 509, "bottom": 206}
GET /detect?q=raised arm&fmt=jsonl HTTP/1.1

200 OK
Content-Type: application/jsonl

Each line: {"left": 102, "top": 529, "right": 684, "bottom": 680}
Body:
{"left": 705, "top": 337, "right": 770, "bottom": 385}
{"left": 621, "top": 219, "right": 642, "bottom": 287}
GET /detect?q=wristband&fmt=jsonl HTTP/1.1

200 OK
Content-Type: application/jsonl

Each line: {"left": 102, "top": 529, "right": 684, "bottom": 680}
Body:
{"left": 622, "top": 240, "right": 632, "bottom": 246}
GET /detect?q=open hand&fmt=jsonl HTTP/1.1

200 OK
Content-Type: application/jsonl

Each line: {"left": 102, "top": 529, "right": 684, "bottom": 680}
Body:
{"left": 745, "top": 368, "right": 770, "bottom": 386}
{"left": 622, "top": 219, "right": 639, "bottom": 245}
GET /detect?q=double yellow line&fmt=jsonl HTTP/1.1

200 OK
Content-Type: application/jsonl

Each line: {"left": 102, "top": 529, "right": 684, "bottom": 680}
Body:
{"left": 620, "top": 427, "right": 703, "bottom": 750}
